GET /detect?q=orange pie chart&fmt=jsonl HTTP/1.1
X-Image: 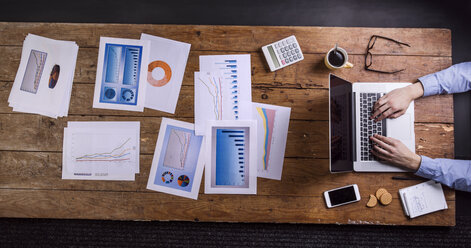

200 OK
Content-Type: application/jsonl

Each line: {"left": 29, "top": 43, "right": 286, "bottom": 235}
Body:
{"left": 147, "top": 60, "right": 172, "bottom": 87}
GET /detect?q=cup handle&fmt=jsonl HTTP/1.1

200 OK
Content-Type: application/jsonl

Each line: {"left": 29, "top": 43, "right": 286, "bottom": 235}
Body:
{"left": 344, "top": 62, "right": 354, "bottom": 68}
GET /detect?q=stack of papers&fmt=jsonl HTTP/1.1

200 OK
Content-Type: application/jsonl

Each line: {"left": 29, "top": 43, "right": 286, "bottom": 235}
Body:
{"left": 195, "top": 54, "right": 252, "bottom": 135}
{"left": 92, "top": 34, "right": 191, "bottom": 113}
{"left": 399, "top": 180, "right": 448, "bottom": 218}
{"left": 192, "top": 54, "right": 291, "bottom": 196}
{"left": 62, "top": 121, "right": 140, "bottom": 181}
{"left": 8, "top": 34, "right": 79, "bottom": 118}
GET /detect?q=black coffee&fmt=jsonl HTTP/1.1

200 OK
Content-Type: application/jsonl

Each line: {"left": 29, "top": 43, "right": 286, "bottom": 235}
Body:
{"left": 328, "top": 50, "right": 345, "bottom": 67}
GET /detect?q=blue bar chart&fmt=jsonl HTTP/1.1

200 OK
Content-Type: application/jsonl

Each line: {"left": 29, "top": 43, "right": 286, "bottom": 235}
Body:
{"left": 215, "top": 59, "right": 240, "bottom": 120}
{"left": 101, "top": 44, "right": 142, "bottom": 106}
{"left": 215, "top": 128, "right": 248, "bottom": 187}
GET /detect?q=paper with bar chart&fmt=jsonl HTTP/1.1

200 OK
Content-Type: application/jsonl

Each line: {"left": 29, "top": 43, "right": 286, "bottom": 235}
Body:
{"left": 195, "top": 54, "right": 252, "bottom": 135}
{"left": 205, "top": 120, "right": 257, "bottom": 194}
{"left": 147, "top": 118, "right": 205, "bottom": 200}
{"left": 62, "top": 121, "right": 140, "bottom": 180}
{"left": 93, "top": 37, "right": 150, "bottom": 112}
{"left": 252, "top": 102, "right": 291, "bottom": 180}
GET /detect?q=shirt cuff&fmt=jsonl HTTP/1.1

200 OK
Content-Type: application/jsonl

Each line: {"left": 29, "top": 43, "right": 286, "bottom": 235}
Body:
{"left": 418, "top": 73, "right": 440, "bottom": 97}
{"left": 414, "top": 155, "right": 438, "bottom": 179}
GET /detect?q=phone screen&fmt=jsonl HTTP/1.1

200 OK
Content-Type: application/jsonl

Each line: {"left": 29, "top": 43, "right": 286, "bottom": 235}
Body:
{"left": 328, "top": 186, "right": 357, "bottom": 206}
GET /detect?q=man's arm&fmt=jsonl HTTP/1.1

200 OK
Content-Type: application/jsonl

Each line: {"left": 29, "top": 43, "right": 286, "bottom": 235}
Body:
{"left": 370, "top": 134, "right": 471, "bottom": 192}
{"left": 419, "top": 62, "right": 471, "bottom": 96}
{"left": 416, "top": 156, "right": 471, "bottom": 192}
{"left": 371, "top": 62, "right": 471, "bottom": 121}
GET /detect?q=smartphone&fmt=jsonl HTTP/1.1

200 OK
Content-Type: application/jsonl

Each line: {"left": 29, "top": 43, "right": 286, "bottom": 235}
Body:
{"left": 324, "top": 184, "right": 361, "bottom": 208}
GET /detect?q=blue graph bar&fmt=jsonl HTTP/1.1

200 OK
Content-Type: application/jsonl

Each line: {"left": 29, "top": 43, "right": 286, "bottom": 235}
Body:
{"left": 105, "top": 45, "right": 122, "bottom": 83}
{"left": 123, "top": 47, "right": 141, "bottom": 85}
{"left": 215, "top": 128, "right": 247, "bottom": 186}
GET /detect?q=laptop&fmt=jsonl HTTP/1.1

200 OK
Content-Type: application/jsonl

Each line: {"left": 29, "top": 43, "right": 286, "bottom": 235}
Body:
{"left": 329, "top": 74, "right": 415, "bottom": 172}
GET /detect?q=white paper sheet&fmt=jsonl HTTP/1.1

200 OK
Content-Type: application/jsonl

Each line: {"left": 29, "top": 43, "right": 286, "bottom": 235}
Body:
{"left": 140, "top": 33, "right": 191, "bottom": 114}
{"left": 147, "top": 118, "right": 205, "bottom": 200}
{"left": 204, "top": 120, "right": 257, "bottom": 194}
{"left": 399, "top": 180, "right": 448, "bottom": 218}
{"left": 194, "top": 54, "right": 252, "bottom": 135}
{"left": 251, "top": 102, "right": 291, "bottom": 180}
{"left": 62, "top": 121, "right": 140, "bottom": 180}
{"left": 93, "top": 37, "right": 150, "bottom": 112}
{"left": 8, "top": 34, "right": 78, "bottom": 118}
{"left": 67, "top": 121, "right": 141, "bottom": 173}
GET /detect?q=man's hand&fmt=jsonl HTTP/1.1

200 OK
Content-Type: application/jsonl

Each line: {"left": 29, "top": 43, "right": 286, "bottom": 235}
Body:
{"left": 370, "top": 134, "right": 421, "bottom": 171}
{"left": 370, "top": 82, "right": 424, "bottom": 121}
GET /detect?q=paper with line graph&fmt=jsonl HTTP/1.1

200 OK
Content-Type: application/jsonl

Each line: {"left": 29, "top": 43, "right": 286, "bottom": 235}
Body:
{"left": 62, "top": 121, "right": 140, "bottom": 180}
{"left": 194, "top": 54, "right": 252, "bottom": 135}
{"left": 163, "top": 129, "right": 191, "bottom": 170}
{"left": 252, "top": 102, "right": 291, "bottom": 180}
{"left": 147, "top": 118, "right": 205, "bottom": 200}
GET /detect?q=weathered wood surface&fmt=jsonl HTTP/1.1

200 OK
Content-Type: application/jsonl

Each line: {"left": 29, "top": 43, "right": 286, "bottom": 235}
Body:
{"left": 0, "top": 189, "right": 454, "bottom": 226}
{"left": 0, "top": 115, "right": 454, "bottom": 158}
{"left": 0, "top": 23, "right": 451, "bottom": 56}
{"left": 0, "top": 82, "right": 454, "bottom": 123}
{"left": 0, "top": 22, "right": 454, "bottom": 225}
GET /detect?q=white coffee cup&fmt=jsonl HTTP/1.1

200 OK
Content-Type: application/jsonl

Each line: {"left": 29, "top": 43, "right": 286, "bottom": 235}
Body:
{"left": 324, "top": 46, "right": 353, "bottom": 70}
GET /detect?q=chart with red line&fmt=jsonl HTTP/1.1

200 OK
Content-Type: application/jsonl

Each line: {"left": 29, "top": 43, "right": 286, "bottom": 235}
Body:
{"left": 75, "top": 138, "right": 133, "bottom": 163}
{"left": 67, "top": 131, "right": 138, "bottom": 179}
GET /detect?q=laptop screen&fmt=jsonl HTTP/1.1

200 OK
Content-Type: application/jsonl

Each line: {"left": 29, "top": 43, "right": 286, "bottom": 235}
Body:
{"left": 329, "top": 74, "right": 354, "bottom": 172}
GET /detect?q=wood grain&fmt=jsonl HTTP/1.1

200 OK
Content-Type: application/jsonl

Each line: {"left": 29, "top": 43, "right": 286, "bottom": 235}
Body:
{"left": 0, "top": 23, "right": 451, "bottom": 56}
{"left": 0, "top": 22, "right": 454, "bottom": 226}
{"left": 0, "top": 151, "right": 455, "bottom": 200}
{"left": 0, "top": 189, "right": 454, "bottom": 226}
{"left": 0, "top": 48, "right": 452, "bottom": 86}
{"left": 0, "top": 82, "right": 454, "bottom": 123}
{"left": 0, "top": 115, "right": 454, "bottom": 159}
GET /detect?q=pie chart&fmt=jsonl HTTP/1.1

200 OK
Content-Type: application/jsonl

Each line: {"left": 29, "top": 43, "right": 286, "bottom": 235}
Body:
{"left": 147, "top": 60, "right": 172, "bottom": 87}
{"left": 178, "top": 175, "right": 190, "bottom": 187}
{"left": 161, "top": 171, "right": 174, "bottom": 184}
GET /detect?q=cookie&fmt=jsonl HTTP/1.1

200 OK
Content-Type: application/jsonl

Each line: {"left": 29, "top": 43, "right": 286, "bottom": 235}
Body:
{"left": 380, "top": 192, "right": 393, "bottom": 205}
{"left": 376, "top": 188, "right": 388, "bottom": 200}
{"left": 366, "top": 194, "right": 378, "bottom": 208}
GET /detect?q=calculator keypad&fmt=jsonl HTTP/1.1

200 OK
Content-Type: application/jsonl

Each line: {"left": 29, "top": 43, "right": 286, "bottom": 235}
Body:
{"left": 262, "top": 35, "right": 304, "bottom": 71}
{"left": 274, "top": 37, "right": 303, "bottom": 67}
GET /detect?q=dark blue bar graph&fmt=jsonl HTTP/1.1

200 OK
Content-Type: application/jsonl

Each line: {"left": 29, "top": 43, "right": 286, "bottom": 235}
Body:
{"left": 215, "top": 128, "right": 247, "bottom": 186}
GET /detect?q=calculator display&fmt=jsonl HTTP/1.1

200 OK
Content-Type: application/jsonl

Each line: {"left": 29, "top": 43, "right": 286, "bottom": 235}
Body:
{"left": 267, "top": 45, "right": 280, "bottom": 68}
{"left": 262, "top": 35, "right": 303, "bottom": 72}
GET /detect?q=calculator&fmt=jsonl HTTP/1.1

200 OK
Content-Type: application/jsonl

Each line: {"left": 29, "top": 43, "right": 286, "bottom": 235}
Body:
{"left": 261, "top": 35, "right": 304, "bottom": 71}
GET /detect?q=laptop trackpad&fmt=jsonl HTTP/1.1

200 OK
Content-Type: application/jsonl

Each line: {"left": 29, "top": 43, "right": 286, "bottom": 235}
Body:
{"left": 388, "top": 114, "right": 412, "bottom": 140}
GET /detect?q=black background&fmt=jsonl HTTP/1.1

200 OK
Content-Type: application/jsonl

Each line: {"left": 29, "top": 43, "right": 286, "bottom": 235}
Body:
{"left": 1, "top": 0, "right": 470, "bottom": 247}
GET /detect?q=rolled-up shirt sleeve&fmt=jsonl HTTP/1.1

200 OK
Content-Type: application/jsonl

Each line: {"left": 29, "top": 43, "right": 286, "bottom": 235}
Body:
{"left": 415, "top": 156, "right": 471, "bottom": 192}
{"left": 418, "top": 62, "right": 471, "bottom": 97}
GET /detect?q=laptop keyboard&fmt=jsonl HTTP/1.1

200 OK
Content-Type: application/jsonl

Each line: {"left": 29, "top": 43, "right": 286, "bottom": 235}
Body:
{"left": 359, "top": 93, "right": 387, "bottom": 161}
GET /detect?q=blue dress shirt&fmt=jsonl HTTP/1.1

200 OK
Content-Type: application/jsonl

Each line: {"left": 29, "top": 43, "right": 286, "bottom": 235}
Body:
{"left": 415, "top": 62, "right": 471, "bottom": 192}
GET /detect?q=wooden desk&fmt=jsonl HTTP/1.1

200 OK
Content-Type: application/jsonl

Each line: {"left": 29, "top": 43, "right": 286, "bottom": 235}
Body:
{"left": 0, "top": 22, "right": 454, "bottom": 226}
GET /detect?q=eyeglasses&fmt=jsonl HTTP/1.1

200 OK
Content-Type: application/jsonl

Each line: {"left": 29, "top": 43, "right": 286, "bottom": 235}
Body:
{"left": 365, "top": 35, "right": 410, "bottom": 74}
